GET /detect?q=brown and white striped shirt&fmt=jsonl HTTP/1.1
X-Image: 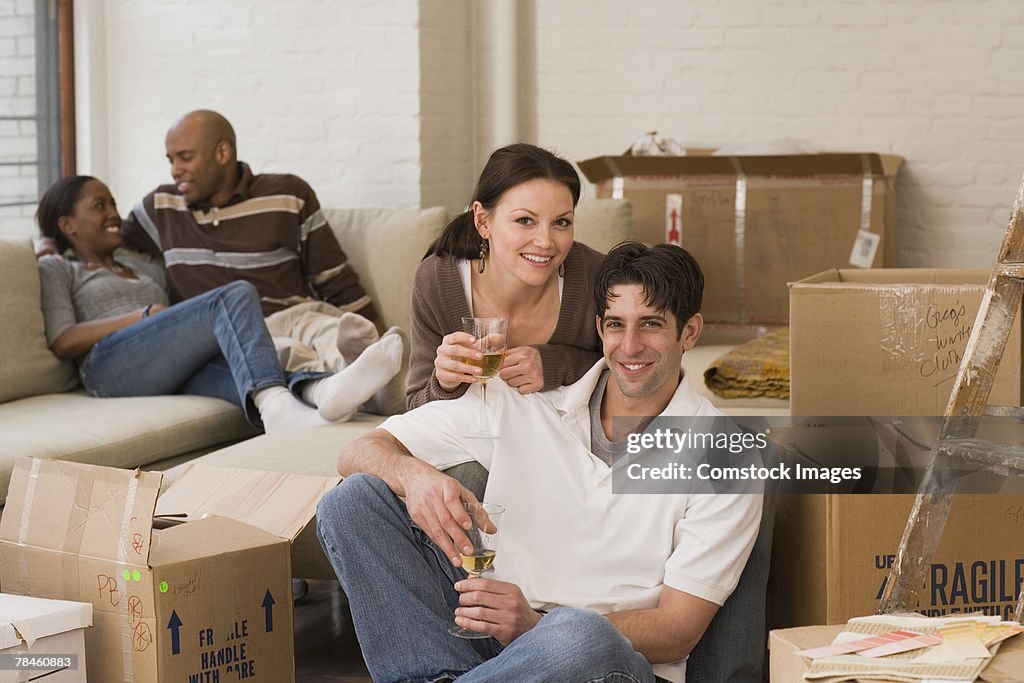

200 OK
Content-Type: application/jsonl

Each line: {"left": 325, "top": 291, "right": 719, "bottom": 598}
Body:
{"left": 121, "top": 162, "right": 377, "bottom": 319}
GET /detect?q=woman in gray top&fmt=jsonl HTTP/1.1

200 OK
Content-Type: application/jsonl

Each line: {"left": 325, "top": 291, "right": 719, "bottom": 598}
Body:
{"left": 36, "top": 176, "right": 403, "bottom": 432}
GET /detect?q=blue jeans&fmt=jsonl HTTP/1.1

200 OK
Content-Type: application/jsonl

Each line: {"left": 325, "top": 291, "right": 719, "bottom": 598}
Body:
{"left": 316, "top": 474, "right": 656, "bottom": 683}
{"left": 80, "top": 281, "right": 325, "bottom": 427}
{"left": 686, "top": 439, "right": 778, "bottom": 683}
{"left": 685, "top": 487, "right": 775, "bottom": 683}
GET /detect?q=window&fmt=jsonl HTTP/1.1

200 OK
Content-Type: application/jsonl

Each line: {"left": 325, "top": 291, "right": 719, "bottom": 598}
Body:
{"left": 0, "top": 0, "right": 73, "bottom": 240}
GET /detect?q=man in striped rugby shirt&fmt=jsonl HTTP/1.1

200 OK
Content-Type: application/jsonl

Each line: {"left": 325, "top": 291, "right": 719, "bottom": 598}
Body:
{"left": 121, "top": 110, "right": 402, "bottom": 412}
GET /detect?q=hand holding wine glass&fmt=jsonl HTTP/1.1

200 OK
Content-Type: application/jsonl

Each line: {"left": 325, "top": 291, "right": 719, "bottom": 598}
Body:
{"left": 450, "top": 501, "right": 505, "bottom": 639}
{"left": 433, "top": 330, "right": 485, "bottom": 392}
{"left": 462, "top": 317, "right": 508, "bottom": 438}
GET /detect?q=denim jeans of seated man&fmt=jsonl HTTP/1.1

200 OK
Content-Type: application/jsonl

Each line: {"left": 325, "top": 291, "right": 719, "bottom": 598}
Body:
{"left": 81, "top": 280, "right": 327, "bottom": 426}
{"left": 316, "top": 473, "right": 661, "bottom": 683}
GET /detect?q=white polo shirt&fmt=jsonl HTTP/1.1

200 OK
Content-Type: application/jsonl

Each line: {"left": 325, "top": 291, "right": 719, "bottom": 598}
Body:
{"left": 381, "top": 360, "right": 762, "bottom": 683}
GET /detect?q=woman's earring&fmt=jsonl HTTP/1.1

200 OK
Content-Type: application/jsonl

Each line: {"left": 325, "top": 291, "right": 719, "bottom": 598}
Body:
{"left": 558, "top": 261, "right": 565, "bottom": 277}
{"left": 478, "top": 238, "right": 489, "bottom": 274}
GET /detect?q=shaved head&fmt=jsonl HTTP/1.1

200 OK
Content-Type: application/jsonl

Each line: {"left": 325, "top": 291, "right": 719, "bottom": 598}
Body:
{"left": 169, "top": 110, "right": 237, "bottom": 158}
{"left": 165, "top": 110, "right": 239, "bottom": 206}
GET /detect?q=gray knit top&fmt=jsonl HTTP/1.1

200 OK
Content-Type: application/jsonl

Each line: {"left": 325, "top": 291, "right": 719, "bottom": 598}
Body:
{"left": 37, "top": 251, "right": 169, "bottom": 355}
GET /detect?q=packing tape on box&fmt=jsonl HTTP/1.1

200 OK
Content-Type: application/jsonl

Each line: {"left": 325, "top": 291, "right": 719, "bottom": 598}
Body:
{"left": 121, "top": 619, "right": 136, "bottom": 681}
{"left": 860, "top": 154, "right": 874, "bottom": 234}
{"left": 879, "top": 286, "right": 930, "bottom": 367}
{"left": 602, "top": 157, "right": 625, "bottom": 199}
{"left": 119, "top": 473, "right": 140, "bottom": 682}
{"left": 730, "top": 157, "right": 748, "bottom": 323}
{"left": 119, "top": 474, "right": 139, "bottom": 564}
{"left": 16, "top": 458, "right": 42, "bottom": 595}
{"left": 848, "top": 154, "right": 883, "bottom": 268}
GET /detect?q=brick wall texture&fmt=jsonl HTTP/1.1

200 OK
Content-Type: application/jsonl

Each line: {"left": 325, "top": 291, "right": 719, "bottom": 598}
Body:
{"left": 524, "top": 0, "right": 1024, "bottom": 267}
{"left": 103, "top": 0, "right": 423, "bottom": 216}
{"left": 0, "top": 0, "right": 39, "bottom": 238}
{"left": 4, "top": 0, "right": 1023, "bottom": 268}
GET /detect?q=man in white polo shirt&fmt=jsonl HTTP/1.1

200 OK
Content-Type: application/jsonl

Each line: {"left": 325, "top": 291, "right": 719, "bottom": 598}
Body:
{"left": 316, "top": 241, "right": 762, "bottom": 683}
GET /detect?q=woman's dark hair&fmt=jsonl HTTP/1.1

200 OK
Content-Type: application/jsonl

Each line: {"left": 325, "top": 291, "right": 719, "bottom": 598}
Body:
{"left": 36, "top": 175, "right": 98, "bottom": 253}
{"left": 424, "top": 143, "right": 582, "bottom": 259}
{"left": 595, "top": 241, "right": 704, "bottom": 338}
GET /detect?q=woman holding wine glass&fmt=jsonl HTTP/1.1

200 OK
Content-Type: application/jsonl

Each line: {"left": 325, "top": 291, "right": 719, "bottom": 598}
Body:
{"left": 407, "top": 143, "right": 604, "bottom": 412}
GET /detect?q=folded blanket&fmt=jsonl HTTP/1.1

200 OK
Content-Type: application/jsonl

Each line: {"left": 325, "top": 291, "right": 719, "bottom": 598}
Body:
{"left": 703, "top": 327, "right": 790, "bottom": 399}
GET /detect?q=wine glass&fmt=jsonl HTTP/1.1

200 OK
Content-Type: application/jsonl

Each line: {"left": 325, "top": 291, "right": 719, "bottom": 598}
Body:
{"left": 450, "top": 501, "right": 505, "bottom": 639}
{"left": 462, "top": 317, "right": 508, "bottom": 439}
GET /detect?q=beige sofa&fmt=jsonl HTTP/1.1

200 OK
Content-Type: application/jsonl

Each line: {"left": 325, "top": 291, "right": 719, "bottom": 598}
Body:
{"left": 0, "top": 200, "right": 634, "bottom": 574}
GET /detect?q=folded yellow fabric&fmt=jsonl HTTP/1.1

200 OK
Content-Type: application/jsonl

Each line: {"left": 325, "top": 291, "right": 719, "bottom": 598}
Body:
{"left": 703, "top": 327, "right": 790, "bottom": 399}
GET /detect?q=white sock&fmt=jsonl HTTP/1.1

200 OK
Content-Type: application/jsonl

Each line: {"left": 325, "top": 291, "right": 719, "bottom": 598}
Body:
{"left": 309, "top": 333, "right": 404, "bottom": 422}
{"left": 253, "top": 386, "right": 328, "bottom": 434}
{"left": 336, "top": 312, "right": 380, "bottom": 364}
{"left": 361, "top": 326, "right": 410, "bottom": 416}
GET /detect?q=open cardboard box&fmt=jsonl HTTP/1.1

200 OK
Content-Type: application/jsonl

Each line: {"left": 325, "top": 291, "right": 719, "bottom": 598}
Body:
{"left": 789, "top": 268, "right": 1024, "bottom": 416}
{"left": 0, "top": 458, "right": 338, "bottom": 683}
{"left": 579, "top": 151, "right": 902, "bottom": 325}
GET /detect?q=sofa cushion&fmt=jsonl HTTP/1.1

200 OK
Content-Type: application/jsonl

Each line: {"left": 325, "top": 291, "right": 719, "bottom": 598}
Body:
{"left": 322, "top": 207, "right": 447, "bottom": 416}
{"left": 0, "top": 238, "right": 78, "bottom": 402}
{"left": 0, "top": 391, "right": 256, "bottom": 505}
{"left": 572, "top": 199, "right": 633, "bottom": 253}
{"left": 323, "top": 207, "right": 447, "bottom": 332}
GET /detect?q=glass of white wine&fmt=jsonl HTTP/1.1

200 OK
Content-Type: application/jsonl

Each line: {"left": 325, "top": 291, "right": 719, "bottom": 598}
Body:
{"left": 462, "top": 317, "right": 509, "bottom": 439}
{"left": 450, "top": 501, "right": 505, "bottom": 639}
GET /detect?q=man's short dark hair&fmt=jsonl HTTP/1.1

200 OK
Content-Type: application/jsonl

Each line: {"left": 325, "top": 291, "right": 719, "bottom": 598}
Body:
{"left": 595, "top": 241, "right": 704, "bottom": 338}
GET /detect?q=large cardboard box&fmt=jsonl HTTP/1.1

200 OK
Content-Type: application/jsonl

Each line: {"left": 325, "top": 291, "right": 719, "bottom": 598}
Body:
{"left": 0, "top": 458, "right": 338, "bottom": 683}
{"left": 1, "top": 593, "right": 91, "bottom": 682}
{"left": 789, "top": 268, "right": 1024, "bottom": 416}
{"left": 769, "top": 624, "right": 1024, "bottom": 682}
{"left": 578, "top": 152, "right": 902, "bottom": 325}
{"left": 768, "top": 493, "right": 1024, "bottom": 631}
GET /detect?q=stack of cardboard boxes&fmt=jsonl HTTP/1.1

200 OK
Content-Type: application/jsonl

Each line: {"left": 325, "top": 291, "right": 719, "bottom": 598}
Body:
{"left": 776, "top": 268, "right": 1024, "bottom": 630}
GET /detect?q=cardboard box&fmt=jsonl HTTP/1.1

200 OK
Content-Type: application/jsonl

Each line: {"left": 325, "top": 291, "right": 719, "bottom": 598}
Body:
{"left": 769, "top": 623, "right": 1024, "bottom": 682}
{"left": 768, "top": 493, "right": 1024, "bottom": 631}
{"left": 578, "top": 152, "right": 902, "bottom": 325}
{"left": 1, "top": 593, "right": 91, "bottom": 682}
{"left": 789, "top": 268, "right": 1024, "bottom": 416}
{"left": 0, "top": 458, "right": 338, "bottom": 683}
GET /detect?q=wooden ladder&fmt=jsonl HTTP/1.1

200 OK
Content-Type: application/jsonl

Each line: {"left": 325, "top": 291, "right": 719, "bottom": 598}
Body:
{"left": 878, "top": 172, "right": 1024, "bottom": 622}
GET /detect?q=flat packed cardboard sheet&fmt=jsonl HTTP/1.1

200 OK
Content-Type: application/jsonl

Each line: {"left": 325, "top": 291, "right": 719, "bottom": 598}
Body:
{"left": 579, "top": 152, "right": 903, "bottom": 325}
{"left": 154, "top": 464, "right": 340, "bottom": 541}
{"left": 789, "top": 268, "right": 1024, "bottom": 416}
{"left": 769, "top": 623, "right": 1024, "bottom": 682}
{"left": 0, "top": 458, "right": 337, "bottom": 682}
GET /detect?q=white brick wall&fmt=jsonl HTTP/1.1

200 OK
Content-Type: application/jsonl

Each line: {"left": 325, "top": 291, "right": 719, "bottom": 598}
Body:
{"left": 101, "top": 0, "right": 423, "bottom": 212}
{"left": 524, "top": 0, "right": 1024, "bottom": 268}
{"left": 419, "top": 0, "right": 474, "bottom": 214}
{"left": 0, "top": 0, "right": 37, "bottom": 238}
{"left": 45, "top": 0, "right": 1024, "bottom": 269}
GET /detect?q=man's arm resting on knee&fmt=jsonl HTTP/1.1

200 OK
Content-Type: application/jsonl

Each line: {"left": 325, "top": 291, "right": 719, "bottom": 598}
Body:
{"left": 337, "top": 428, "right": 478, "bottom": 565}
{"left": 605, "top": 585, "right": 718, "bottom": 664}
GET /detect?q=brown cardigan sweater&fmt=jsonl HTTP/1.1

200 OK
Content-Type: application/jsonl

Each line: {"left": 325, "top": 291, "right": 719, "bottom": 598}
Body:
{"left": 407, "top": 241, "right": 605, "bottom": 409}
